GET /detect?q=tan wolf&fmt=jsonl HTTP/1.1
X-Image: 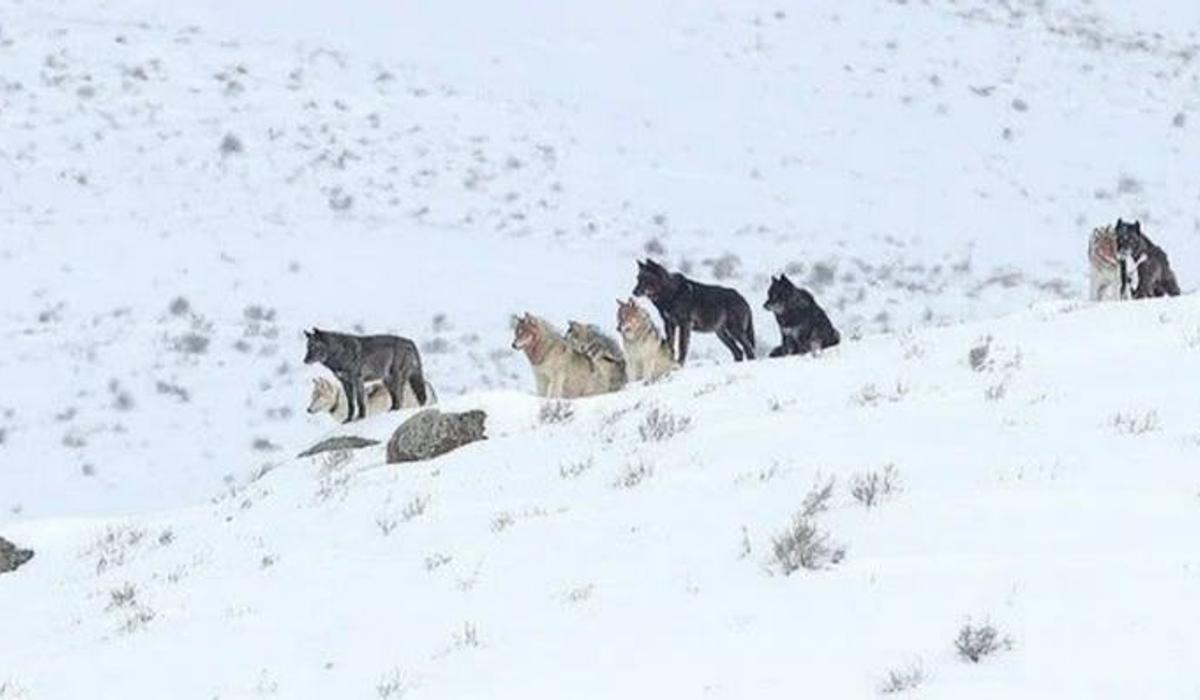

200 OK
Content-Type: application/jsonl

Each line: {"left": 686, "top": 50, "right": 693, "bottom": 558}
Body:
{"left": 306, "top": 376, "right": 433, "bottom": 423}
{"left": 616, "top": 298, "right": 677, "bottom": 382}
{"left": 566, "top": 320, "right": 627, "bottom": 391}
{"left": 511, "top": 313, "right": 614, "bottom": 398}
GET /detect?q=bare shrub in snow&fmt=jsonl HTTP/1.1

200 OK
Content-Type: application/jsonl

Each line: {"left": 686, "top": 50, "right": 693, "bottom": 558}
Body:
{"left": 955, "top": 622, "right": 1012, "bottom": 663}
{"left": 376, "top": 669, "right": 410, "bottom": 699}
{"left": 539, "top": 400, "right": 575, "bottom": 425}
{"left": 454, "top": 622, "right": 481, "bottom": 649}
{"left": 878, "top": 661, "right": 926, "bottom": 695}
{"left": 638, "top": 406, "right": 691, "bottom": 442}
{"left": 171, "top": 332, "right": 210, "bottom": 355}
{"left": 424, "top": 553, "right": 452, "bottom": 572}
{"left": 559, "top": 457, "right": 594, "bottom": 479}
{"left": 1110, "top": 410, "right": 1161, "bottom": 435}
{"left": 613, "top": 459, "right": 653, "bottom": 489}
{"left": 985, "top": 381, "right": 1007, "bottom": 401}
{"left": 490, "top": 512, "right": 515, "bottom": 533}
{"left": 968, "top": 335, "right": 993, "bottom": 371}
{"left": 770, "top": 515, "right": 845, "bottom": 574}
{"left": 219, "top": 133, "right": 243, "bottom": 156}
{"left": 376, "top": 515, "right": 398, "bottom": 536}
{"left": 107, "top": 582, "right": 138, "bottom": 610}
{"left": 401, "top": 495, "right": 429, "bottom": 522}
{"left": 0, "top": 680, "right": 31, "bottom": 699}
{"left": 852, "top": 381, "right": 908, "bottom": 407}
{"left": 801, "top": 477, "right": 836, "bottom": 517}
{"left": 851, "top": 465, "right": 901, "bottom": 508}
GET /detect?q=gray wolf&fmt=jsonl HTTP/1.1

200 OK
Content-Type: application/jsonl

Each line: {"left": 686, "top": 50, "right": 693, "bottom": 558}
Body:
{"left": 616, "top": 298, "right": 677, "bottom": 382}
{"left": 1115, "top": 219, "right": 1180, "bottom": 299}
{"left": 303, "top": 328, "right": 428, "bottom": 422}
{"left": 511, "top": 313, "right": 614, "bottom": 398}
{"left": 306, "top": 376, "right": 435, "bottom": 423}
{"left": 763, "top": 274, "right": 840, "bottom": 357}
{"left": 632, "top": 258, "right": 756, "bottom": 363}
{"left": 566, "top": 320, "right": 627, "bottom": 391}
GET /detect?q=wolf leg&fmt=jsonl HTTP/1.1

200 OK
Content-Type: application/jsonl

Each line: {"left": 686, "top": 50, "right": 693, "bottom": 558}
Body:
{"left": 337, "top": 376, "right": 358, "bottom": 423}
{"left": 716, "top": 328, "right": 744, "bottom": 361}
{"left": 677, "top": 325, "right": 692, "bottom": 365}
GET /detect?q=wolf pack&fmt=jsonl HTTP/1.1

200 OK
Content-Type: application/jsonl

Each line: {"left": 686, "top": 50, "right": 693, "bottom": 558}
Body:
{"left": 304, "top": 219, "right": 1181, "bottom": 419}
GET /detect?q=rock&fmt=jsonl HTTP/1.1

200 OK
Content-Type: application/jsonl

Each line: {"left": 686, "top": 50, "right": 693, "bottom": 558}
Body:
{"left": 386, "top": 409, "right": 487, "bottom": 464}
{"left": 297, "top": 435, "right": 380, "bottom": 459}
{"left": 0, "top": 536, "right": 34, "bottom": 575}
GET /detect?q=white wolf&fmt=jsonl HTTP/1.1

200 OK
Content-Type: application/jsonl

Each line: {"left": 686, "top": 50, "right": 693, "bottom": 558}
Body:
{"left": 511, "top": 313, "right": 615, "bottom": 399}
{"left": 616, "top": 298, "right": 677, "bottom": 382}
{"left": 306, "top": 376, "right": 434, "bottom": 423}
{"left": 1089, "top": 225, "right": 1135, "bottom": 301}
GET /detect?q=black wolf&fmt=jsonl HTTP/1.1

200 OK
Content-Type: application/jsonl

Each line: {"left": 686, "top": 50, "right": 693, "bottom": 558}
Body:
{"left": 1115, "top": 219, "right": 1181, "bottom": 299}
{"left": 632, "top": 259, "right": 756, "bottom": 364}
{"left": 763, "top": 274, "right": 840, "bottom": 357}
{"left": 303, "top": 328, "right": 428, "bottom": 423}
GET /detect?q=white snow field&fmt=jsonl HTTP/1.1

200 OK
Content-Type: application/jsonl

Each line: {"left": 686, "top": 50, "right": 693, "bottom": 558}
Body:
{"left": 4, "top": 296, "right": 1200, "bottom": 698}
{"left": 1, "top": 0, "right": 1199, "bottom": 696}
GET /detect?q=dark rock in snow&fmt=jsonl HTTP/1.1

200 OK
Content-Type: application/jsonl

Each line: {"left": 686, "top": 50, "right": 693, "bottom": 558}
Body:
{"left": 297, "top": 435, "right": 380, "bottom": 458}
{"left": 386, "top": 409, "right": 487, "bottom": 464}
{"left": 0, "top": 536, "right": 34, "bottom": 575}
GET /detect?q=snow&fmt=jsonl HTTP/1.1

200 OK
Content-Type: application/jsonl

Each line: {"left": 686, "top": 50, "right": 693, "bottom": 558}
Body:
{"left": 2, "top": 0, "right": 1199, "bottom": 696}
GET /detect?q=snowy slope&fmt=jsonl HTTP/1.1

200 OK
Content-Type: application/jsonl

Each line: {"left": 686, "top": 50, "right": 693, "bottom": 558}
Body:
{"left": 3, "top": 0, "right": 1200, "bottom": 517}
{"left": 3, "top": 296, "right": 1200, "bottom": 698}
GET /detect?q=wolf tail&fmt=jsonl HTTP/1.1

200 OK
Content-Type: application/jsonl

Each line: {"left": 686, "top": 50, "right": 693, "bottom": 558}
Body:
{"left": 409, "top": 372, "right": 429, "bottom": 406}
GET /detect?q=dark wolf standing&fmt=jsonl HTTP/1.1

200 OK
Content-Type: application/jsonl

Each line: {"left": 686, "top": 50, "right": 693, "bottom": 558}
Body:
{"left": 1114, "top": 219, "right": 1181, "bottom": 299}
{"left": 763, "top": 274, "right": 840, "bottom": 357}
{"left": 632, "top": 259, "right": 756, "bottom": 364}
{"left": 303, "top": 328, "right": 428, "bottom": 423}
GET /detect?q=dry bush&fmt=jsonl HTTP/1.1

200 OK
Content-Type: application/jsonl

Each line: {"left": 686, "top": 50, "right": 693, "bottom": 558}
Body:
{"left": 955, "top": 622, "right": 1012, "bottom": 663}
{"left": 851, "top": 465, "right": 901, "bottom": 508}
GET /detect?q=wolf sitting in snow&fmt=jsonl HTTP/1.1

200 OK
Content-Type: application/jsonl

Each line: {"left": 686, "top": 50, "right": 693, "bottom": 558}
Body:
{"left": 763, "top": 274, "right": 840, "bottom": 357}
{"left": 306, "top": 376, "right": 434, "bottom": 423}
{"left": 1115, "top": 219, "right": 1180, "bottom": 299}
{"left": 616, "top": 298, "right": 677, "bottom": 382}
{"left": 565, "top": 320, "right": 627, "bottom": 391}
{"left": 511, "top": 313, "right": 616, "bottom": 398}
{"left": 1088, "top": 225, "right": 1129, "bottom": 302}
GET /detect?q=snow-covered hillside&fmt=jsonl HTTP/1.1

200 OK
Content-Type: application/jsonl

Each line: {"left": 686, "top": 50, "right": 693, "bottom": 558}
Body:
{"left": 3, "top": 0, "right": 1200, "bottom": 517}
{"left": 3, "top": 296, "right": 1200, "bottom": 698}
{"left": 2, "top": 0, "right": 1199, "bottom": 696}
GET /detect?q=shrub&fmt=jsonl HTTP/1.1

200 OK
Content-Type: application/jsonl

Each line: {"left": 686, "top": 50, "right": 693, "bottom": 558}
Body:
{"left": 955, "top": 622, "right": 1012, "bottom": 663}
{"left": 770, "top": 516, "right": 845, "bottom": 574}
{"left": 851, "top": 465, "right": 900, "bottom": 508}
{"left": 878, "top": 662, "right": 925, "bottom": 695}
{"left": 638, "top": 406, "right": 691, "bottom": 442}
{"left": 539, "top": 400, "right": 575, "bottom": 425}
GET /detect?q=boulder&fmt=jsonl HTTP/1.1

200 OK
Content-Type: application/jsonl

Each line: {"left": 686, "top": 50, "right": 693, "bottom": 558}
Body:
{"left": 297, "top": 435, "right": 380, "bottom": 459}
{"left": 0, "top": 536, "right": 34, "bottom": 575}
{"left": 386, "top": 409, "right": 487, "bottom": 464}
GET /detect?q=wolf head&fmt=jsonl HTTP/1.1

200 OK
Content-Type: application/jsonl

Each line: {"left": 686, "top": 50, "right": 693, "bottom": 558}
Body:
{"left": 633, "top": 259, "right": 670, "bottom": 300}
{"left": 303, "top": 328, "right": 330, "bottom": 364}
{"left": 306, "top": 377, "right": 338, "bottom": 414}
{"left": 511, "top": 313, "right": 538, "bottom": 351}
{"left": 617, "top": 298, "right": 645, "bottom": 335}
{"left": 1114, "top": 219, "right": 1146, "bottom": 257}
{"left": 764, "top": 274, "right": 810, "bottom": 313}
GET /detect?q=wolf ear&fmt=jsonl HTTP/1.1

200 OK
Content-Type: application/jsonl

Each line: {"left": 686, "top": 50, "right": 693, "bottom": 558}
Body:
{"left": 1133, "top": 220, "right": 1142, "bottom": 232}
{"left": 304, "top": 329, "right": 312, "bottom": 338}
{"left": 780, "top": 273, "right": 791, "bottom": 284}
{"left": 1116, "top": 218, "right": 1124, "bottom": 228}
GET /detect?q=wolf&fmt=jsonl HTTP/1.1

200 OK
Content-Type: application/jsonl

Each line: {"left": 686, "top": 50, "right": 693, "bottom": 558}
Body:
{"left": 632, "top": 259, "right": 756, "bottom": 364}
{"left": 616, "top": 298, "right": 677, "bottom": 382}
{"left": 1088, "top": 225, "right": 1129, "bottom": 301}
{"left": 306, "top": 376, "right": 436, "bottom": 423}
{"left": 511, "top": 313, "right": 614, "bottom": 398}
{"left": 303, "top": 328, "right": 429, "bottom": 423}
{"left": 1115, "top": 219, "right": 1181, "bottom": 299}
{"left": 763, "top": 274, "right": 840, "bottom": 357}
{"left": 566, "top": 320, "right": 627, "bottom": 391}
